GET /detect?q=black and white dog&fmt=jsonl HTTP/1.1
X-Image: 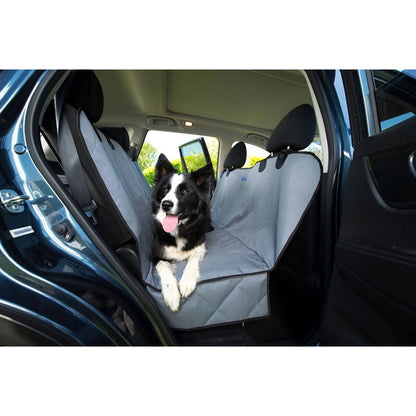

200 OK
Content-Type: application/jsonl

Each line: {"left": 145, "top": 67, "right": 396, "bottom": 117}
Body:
{"left": 152, "top": 154, "right": 213, "bottom": 312}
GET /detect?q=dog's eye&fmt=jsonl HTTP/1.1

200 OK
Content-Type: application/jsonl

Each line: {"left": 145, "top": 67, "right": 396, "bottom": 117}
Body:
{"left": 181, "top": 188, "right": 189, "bottom": 195}
{"left": 162, "top": 187, "right": 169, "bottom": 194}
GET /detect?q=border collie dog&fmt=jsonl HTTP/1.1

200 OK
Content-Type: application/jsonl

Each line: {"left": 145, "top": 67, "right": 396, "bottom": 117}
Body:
{"left": 152, "top": 154, "right": 213, "bottom": 312}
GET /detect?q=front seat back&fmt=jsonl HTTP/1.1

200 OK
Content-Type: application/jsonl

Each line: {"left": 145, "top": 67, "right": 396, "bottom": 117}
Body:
{"left": 56, "top": 71, "right": 154, "bottom": 279}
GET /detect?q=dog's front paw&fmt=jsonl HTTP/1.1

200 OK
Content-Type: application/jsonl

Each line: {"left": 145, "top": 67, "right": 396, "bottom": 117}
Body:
{"left": 162, "top": 282, "right": 181, "bottom": 312}
{"left": 179, "top": 269, "right": 199, "bottom": 298}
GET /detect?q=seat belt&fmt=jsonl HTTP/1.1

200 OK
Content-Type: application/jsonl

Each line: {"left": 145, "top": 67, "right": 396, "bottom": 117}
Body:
{"left": 54, "top": 79, "right": 98, "bottom": 225}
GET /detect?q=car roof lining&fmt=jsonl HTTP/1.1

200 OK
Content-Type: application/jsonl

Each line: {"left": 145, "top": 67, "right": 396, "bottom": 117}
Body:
{"left": 95, "top": 70, "right": 311, "bottom": 134}
{"left": 92, "top": 70, "right": 328, "bottom": 172}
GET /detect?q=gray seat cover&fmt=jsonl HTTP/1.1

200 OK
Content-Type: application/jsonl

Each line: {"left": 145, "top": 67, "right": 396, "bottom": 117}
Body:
{"left": 211, "top": 153, "right": 322, "bottom": 268}
{"left": 79, "top": 110, "right": 321, "bottom": 330}
{"left": 79, "top": 112, "right": 154, "bottom": 278}
{"left": 144, "top": 153, "right": 321, "bottom": 329}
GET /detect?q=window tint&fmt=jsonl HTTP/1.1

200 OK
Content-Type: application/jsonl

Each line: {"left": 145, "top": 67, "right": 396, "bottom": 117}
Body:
{"left": 372, "top": 70, "right": 416, "bottom": 131}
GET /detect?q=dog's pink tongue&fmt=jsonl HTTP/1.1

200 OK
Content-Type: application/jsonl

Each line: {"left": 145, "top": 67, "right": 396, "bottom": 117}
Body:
{"left": 162, "top": 215, "right": 179, "bottom": 233}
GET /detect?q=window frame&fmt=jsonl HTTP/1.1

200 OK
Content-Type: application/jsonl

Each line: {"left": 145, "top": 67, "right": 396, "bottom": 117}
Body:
{"left": 360, "top": 69, "right": 416, "bottom": 136}
{"left": 358, "top": 70, "right": 379, "bottom": 137}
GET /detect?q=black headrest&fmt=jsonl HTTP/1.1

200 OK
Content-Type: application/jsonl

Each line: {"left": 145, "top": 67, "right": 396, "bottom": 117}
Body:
{"left": 65, "top": 70, "right": 104, "bottom": 123}
{"left": 99, "top": 127, "right": 130, "bottom": 153}
{"left": 266, "top": 104, "right": 316, "bottom": 153}
{"left": 223, "top": 142, "right": 247, "bottom": 171}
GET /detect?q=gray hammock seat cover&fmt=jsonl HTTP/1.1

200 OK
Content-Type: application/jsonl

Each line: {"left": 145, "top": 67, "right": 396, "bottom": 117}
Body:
{"left": 145, "top": 153, "right": 322, "bottom": 328}
{"left": 79, "top": 113, "right": 154, "bottom": 278}
{"left": 79, "top": 111, "right": 321, "bottom": 329}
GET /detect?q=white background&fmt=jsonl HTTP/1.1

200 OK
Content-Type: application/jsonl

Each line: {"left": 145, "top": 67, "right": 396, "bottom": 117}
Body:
{"left": 1, "top": 1, "right": 415, "bottom": 414}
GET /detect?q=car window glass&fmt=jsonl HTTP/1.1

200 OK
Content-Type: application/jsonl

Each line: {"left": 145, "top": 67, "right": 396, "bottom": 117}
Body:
{"left": 231, "top": 142, "right": 269, "bottom": 168}
{"left": 371, "top": 70, "right": 416, "bottom": 131}
{"left": 139, "top": 130, "right": 219, "bottom": 186}
{"left": 302, "top": 137, "right": 323, "bottom": 162}
{"left": 232, "top": 137, "right": 323, "bottom": 168}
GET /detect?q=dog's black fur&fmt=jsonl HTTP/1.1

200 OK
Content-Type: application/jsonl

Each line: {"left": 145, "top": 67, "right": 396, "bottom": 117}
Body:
{"left": 151, "top": 154, "right": 213, "bottom": 263}
{"left": 151, "top": 154, "right": 214, "bottom": 311}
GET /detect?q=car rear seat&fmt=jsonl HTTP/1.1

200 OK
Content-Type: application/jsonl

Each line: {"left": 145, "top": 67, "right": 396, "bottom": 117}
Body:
{"left": 211, "top": 104, "right": 321, "bottom": 268}
{"left": 145, "top": 105, "right": 322, "bottom": 329}
{"left": 55, "top": 71, "right": 322, "bottom": 330}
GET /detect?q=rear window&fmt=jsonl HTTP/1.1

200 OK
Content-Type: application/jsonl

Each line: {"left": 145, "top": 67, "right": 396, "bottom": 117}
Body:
{"left": 231, "top": 142, "right": 268, "bottom": 168}
{"left": 138, "top": 131, "right": 219, "bottom": 186}
{"left": 231, "top": 137, "right": 322, "bottom": 168}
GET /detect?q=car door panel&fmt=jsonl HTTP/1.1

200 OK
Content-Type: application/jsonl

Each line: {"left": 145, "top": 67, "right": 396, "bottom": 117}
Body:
{"left": 323, "top": 258, "right": 416, "bottom": 345}
{"left": 321, "top": 72, "right": 416, "bottom": 345}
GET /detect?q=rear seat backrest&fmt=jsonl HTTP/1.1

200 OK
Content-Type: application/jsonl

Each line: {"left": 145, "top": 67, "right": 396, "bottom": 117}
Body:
{"left": 98, "top": 126, "right": 151, "bottom": 192}
{"left": 211, "top": 104, "right": 321, "bottom": 268}
{"left": 99, "top": 127, "right": 130, "bottom": 153}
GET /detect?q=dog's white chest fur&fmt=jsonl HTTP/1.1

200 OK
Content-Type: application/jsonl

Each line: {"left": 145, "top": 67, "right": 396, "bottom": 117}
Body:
{"left": 156, "top": 241, "right": 206, "bottom": 312}
{"left": 162, "top": 237, "right": 200, "bottom": 262}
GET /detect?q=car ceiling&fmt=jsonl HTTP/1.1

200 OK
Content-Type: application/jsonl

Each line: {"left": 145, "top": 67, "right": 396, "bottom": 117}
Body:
{"left": 94, "top": 70, "right": 313, "bottom": 146}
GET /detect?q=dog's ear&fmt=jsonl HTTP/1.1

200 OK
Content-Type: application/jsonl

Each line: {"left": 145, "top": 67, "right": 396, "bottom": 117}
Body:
{"left": 154, "top": 154, "right": 177, "bottom": 185}
{"left": 191, "top": 162, "right": 214, "bottom": 191}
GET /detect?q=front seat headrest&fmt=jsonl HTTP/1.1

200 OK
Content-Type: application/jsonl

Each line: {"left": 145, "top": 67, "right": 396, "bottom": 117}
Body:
{"left": 266, "top": 104, "right": 316, "bottom": 153}
{"left": 99, "top": 127, "right": 130, "bottom": 153}
{"left": 65, "top": 70, "right": 104, "bottom": 123}
{"left": 223, "top": 141, "right": 247, "bottom": 171}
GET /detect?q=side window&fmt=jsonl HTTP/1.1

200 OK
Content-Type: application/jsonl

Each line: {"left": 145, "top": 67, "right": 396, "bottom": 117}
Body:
{"left": 138, "top": 130, "right": 219, "bottom": 186}
{"left": 371, "top": 70, "right": 416, "bottom": 131}
{"left": 303, "top": 136, "right": 323, "bottom": 162}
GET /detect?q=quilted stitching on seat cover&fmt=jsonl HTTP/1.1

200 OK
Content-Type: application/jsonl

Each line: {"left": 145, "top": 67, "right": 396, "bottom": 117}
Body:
{"left": 147, "top": 272, "right": 269, "bottom": 329}
{"left": 80, "top": 112, "right": 320, "bottom": 330}
{"left": 144, "top": 154, "right": 321, "bottom": 329}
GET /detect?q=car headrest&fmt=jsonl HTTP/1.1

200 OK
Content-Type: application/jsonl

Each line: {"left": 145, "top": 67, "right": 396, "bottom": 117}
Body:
{"left": 223, "top": 141, "right": 247, "bottom": 171}
{"left": 65, "top": 70, "right": 104, "bottom": 123}
{"left": 99, "top": 127, "right": 130, "bottom": 153}
{"left": 266, "top": 104, "right": 316, "bottom": 153}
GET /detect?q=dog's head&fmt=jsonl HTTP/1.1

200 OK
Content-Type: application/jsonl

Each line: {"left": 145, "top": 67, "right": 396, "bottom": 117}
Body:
{"left": 152, "top": 154, "right": 213, "bottom": 234}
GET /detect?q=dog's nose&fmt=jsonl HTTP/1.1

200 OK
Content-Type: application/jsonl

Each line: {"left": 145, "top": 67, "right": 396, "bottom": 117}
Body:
{"left": 162, "top": 200, "right": 174, "bottom": 212}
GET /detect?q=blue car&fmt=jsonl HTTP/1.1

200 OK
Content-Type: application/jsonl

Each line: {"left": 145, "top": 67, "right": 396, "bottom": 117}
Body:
{"left": 0, "top": 69, "right": 415, "bottom": 346}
